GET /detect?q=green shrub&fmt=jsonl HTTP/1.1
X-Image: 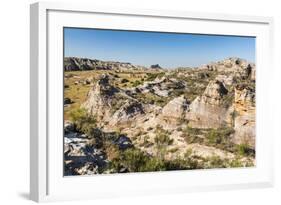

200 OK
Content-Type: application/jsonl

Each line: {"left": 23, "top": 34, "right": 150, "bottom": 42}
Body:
{"left": 154, "top": 133, "right": 173, "bottom": 146}
{"left": 154, "top": 130, "right": 173, "bottom": 160}
{"left": 207, "top": 129, "right": 223, "bottom": 144}
{"left": 141, "top": 157, "right": 166, "bottom": 172}
{"left": 205, "top": 155, "right": 227, "bottom": 168}
{"left": 206, "top": 127, "right": 234, "bottom": 145}
{"left": 132, "top": 80, "right": 142, "bottom": 87}
{"left": 69, "top": 108, "right": 97, "bottom": 136}
{"left": 108, "top": 147, "right": 201, "bottom": 173}
{"left": 165, "top": 149, "right": 201, "bottom": 170}
{"left": 146, "top": 72, "right": 165, "bottom": 81}
{"left": 184, "top": 126, "right": 202, "bottom": 136}
{"left": 182, "top": 126, "right": 204, "bottom": 144}
{"left": 110, "top": 148, "right": 150, "bottom": 172}
{"left": 228, "top": 157, "right": 244, "bottom": 168}
{"left": 135, "top": 93, "right": 168, "bottom": 107}
{"left": 235, "top": 143, "right": 254, "bottom": 157}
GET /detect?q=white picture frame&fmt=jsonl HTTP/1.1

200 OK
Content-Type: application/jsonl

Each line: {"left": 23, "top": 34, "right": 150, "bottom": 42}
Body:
{"left": 30, "top": 1, "right": 274, "bottom": 202}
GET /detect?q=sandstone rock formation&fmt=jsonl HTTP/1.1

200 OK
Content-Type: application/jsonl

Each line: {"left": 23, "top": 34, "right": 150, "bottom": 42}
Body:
{"left": 82, "top": 74, "right": 121, "bottom": 121}
{"left": 233, "top": 85, "right": 255, "bottom": 147}
{"left": 161, "top": 95, "right": 189, "bottom": 120}
{"left": 186, "top": 80, "right": 230, "bottom": 128}
{"left": 109, "top": 100, "right": 145, "bottom": 126}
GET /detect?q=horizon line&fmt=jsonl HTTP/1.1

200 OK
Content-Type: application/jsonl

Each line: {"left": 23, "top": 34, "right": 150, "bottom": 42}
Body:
{"left": 64, "top": 55, "right": 255, "bottom": 69}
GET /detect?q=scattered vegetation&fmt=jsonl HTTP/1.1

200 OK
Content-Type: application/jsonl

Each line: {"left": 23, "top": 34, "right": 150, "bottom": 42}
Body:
{"left": 135, "top": 92, "right": 167, "bottom": 107}
{"left": 146, "top": 72, "right": 165, "bottom": 81}
{"left": 182, "top": 126, "right": 254, "bottom": 158}
{"left": 206, "top": 127, "right": 235, "bottom": 147}
{"left": 235, "top": 143, "right": 255, "bottom": 157}
{"left": 131, "top": 80, "right": 142, "bottom": 87}
{"left": 69, "top": 108, "right": 97, "bottom": 136}
{"left": 182, "top": 126, "right": 204, "bottom": 144}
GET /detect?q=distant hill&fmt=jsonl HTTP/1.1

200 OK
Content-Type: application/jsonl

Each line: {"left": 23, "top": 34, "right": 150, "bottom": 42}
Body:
{"left": 64, "top": 57, "right": 148, "bottom": 71}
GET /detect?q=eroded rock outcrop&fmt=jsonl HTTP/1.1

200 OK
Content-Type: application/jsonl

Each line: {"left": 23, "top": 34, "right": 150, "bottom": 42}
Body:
{"left": 186, "top": 80, "right": 230, "bottom": 128}
{"left": 109, "top": 100, "right": 145, "bottom": 126}
{"left": 82, "top": 74, "right": 120, "bottom": 121}
{"left": 161, "top": 95, "right": 189, "bottom": 120}
{"left": 126, "top": 76, "right": 187, "bottom": 98}
{"left": 64, "top": 57, "right": 147, "bottom": 71}
{"left": 233, "top": 85, "right": 255, "bottom": 147}
{"left": 199, "top": 58, "right": 255, "bottom": 80}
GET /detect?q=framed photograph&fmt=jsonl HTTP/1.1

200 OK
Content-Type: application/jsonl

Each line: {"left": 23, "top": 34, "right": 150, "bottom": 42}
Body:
{"left": 30, "top": 2, "right": 274, "bottom": 202}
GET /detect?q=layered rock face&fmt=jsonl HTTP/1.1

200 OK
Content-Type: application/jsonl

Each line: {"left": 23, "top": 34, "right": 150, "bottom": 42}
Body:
{"left": 186, "top": 80, "right": 230, "bottom": 128}
{"left": 109, "top": 100, "right": 145, "bottom": 126}
{"left": 233, "top": 86, "right": 256, "bottom": 147}
{"left": 82, "top": 74, "right": 120, "bottom": 121}
{"left": 82, "top": 74, "right": 147, "bottom": 127}
{"left": 161, "top": 95, "right": 189, "bottom": 120}
{"left": 64, "top": 57, "right": 146, "bottom": 71}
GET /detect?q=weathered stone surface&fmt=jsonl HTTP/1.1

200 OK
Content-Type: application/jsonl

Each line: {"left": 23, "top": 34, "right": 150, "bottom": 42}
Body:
{"left": 186, "top": 80, "right": 230, "bottom": 128}
{"left": 126, "top": 76, "right": 186, "bottom": 98}
{"left": 81, "top": 74, "right": 121, "bottom": 121}
{"left": 109, "top": 100, "right": 145, "bottom": 126}
{"left": 215, "top": 74, "right": 234, "bottom": 86}
{"left": 161, "top": 95, "right": 189, "bottom": 120}
{"left": 233, "top": 86, "right": 255, "bottom": 147}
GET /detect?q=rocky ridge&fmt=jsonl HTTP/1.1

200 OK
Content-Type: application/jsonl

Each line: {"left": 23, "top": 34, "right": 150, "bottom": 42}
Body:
{"left": 64, "top": 57, "right": 149, "bottom": 71}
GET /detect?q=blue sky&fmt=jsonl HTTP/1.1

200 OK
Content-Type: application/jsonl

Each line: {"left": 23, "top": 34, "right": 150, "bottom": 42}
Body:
{"left": 64, "top": 27, "right": 255, "bottom": 68}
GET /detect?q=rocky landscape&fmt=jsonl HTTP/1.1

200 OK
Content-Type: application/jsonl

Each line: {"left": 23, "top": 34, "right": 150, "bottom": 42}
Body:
{"left": 64, "top": 57, "right": 256, "bottom": 176}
